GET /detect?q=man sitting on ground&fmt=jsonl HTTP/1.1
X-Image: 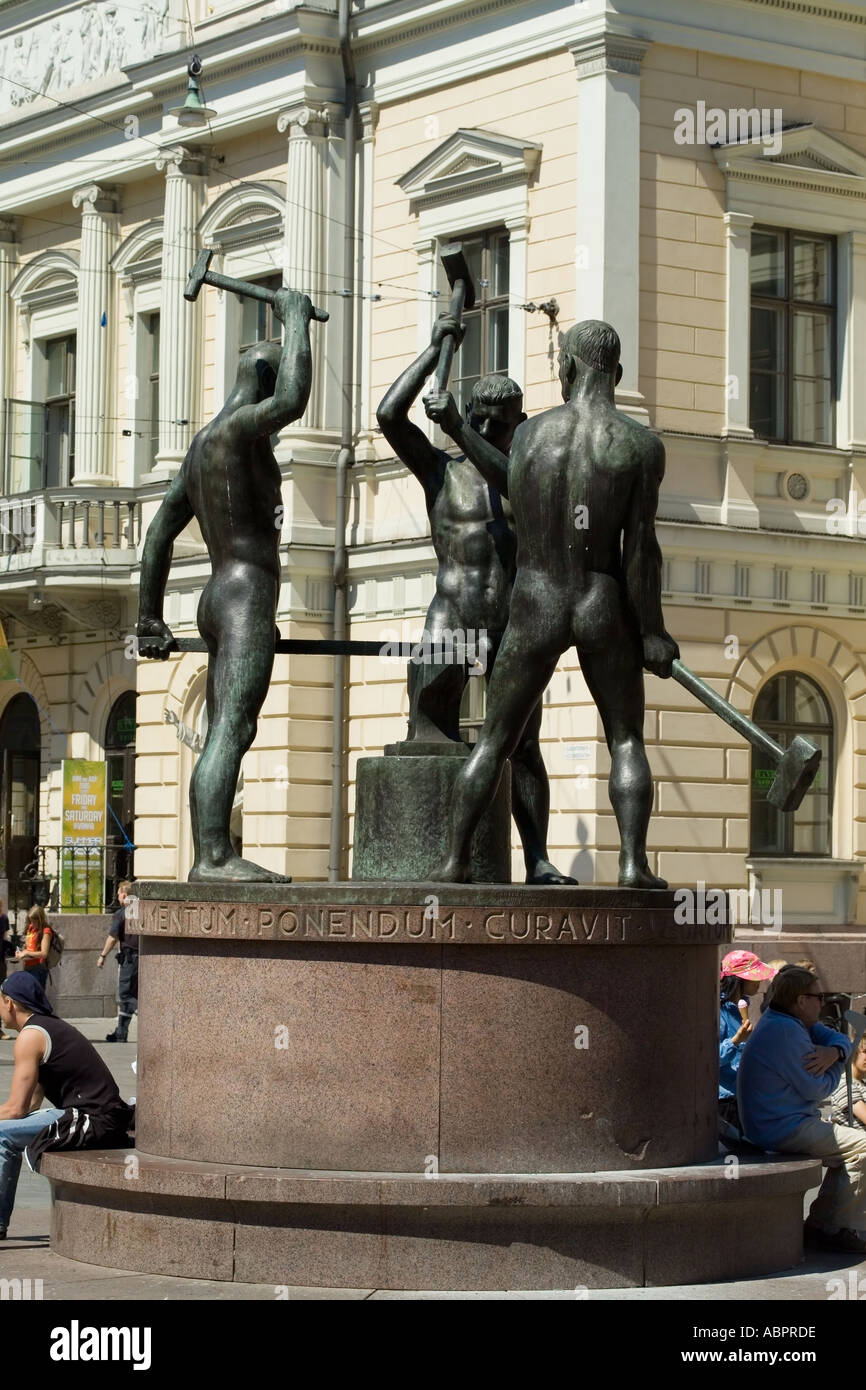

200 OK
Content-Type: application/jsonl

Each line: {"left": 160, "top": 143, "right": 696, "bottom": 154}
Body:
{"left": 0, "top": 972, "right": 133, "bottom": 1239}
{"left": 738, "top": 964, "right": 864, "bottom": 1253}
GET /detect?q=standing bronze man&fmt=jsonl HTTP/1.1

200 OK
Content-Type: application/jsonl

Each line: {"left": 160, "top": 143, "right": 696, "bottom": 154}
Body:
{"left": 137, "top": 289, "right": 316, "bottom": 882}
{"left": 425, "top": 320, "right": 678, "bottom": 888}
{"left": 377, "top": 315, "right": 574, "bottom": 885}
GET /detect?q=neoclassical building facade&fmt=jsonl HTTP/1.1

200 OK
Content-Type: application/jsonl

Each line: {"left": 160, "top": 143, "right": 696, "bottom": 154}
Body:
{"left": 0, "top": 0, "right": 864, "bottom": 943}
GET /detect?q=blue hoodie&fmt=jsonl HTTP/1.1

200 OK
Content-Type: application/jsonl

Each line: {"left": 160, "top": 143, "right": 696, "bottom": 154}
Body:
{"left": 719, "top": 998, "right": 747, "bottom": 1100}
{"left": 738, "top": 1007, "right": 851, "bottom": 1149}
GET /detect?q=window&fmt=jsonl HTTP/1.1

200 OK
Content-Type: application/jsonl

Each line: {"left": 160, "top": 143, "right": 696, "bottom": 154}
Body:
{"left": 237, "top": 274, "right": 282, "bottom": 356}
{"left": 459, "top": 673, "right": 486, "bottom": 747}
{"left": 105, "top": 691, "right": 136, "bottom": 896}
{"left": 43, "top": 334, "right": 76, "bottom": 486}
{"left": 444, "top": 230, "right": 510, "bottom": 417}
{"left": 750, "top": 673, "right": 833, "bottom": 857}
{"left": 0, "top": 693, "right": 40, "bottom": 891}
{"left": 749, "top": 228, "right": 835, "bottom": 446}
{"left": 144, "top": 312, "right": 159, "bottom": 468}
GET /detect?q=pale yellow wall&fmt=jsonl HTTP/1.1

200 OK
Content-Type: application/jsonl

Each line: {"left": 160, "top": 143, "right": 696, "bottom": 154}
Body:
{"left": 369, "top": 50, "right": 578, "bottom": 439}
{"left": 639, "top": 44, "right": 866, "bottom": 433}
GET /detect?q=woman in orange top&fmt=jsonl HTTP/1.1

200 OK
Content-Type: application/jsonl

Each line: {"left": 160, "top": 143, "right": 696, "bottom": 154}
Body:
{"left": 15, "top": 905, "right": 52, "bottom": 990}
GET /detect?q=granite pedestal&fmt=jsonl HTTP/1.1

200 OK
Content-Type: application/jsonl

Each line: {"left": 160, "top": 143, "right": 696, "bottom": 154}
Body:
{"left": 43, "top": 882, "right": 818, "bottom": 1289}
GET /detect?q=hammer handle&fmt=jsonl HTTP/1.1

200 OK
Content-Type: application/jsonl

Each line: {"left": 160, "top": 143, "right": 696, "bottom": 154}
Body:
{"left": 671, "top": 659, "right": 782, "bottom": 761}
{"left": 434, "top": 280, "right": 467, "bottom": 391}
{"left": 201, "top": 268, "right": 329, "bottom": 323}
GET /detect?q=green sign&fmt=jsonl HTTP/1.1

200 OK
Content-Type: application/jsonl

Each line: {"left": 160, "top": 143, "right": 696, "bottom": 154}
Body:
{"left": 60, "top": 759, "right": 107, "bottom": 910}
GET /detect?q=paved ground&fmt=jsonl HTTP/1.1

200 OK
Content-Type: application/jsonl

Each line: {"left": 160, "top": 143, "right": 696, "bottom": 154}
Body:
{"left": 1, "top": 1019, "right": 864, "bottom": 1301}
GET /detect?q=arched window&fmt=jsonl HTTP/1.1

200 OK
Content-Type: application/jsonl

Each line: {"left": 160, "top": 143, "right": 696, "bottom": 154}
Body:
{"left": 0, "top": 693, "right": 40, "bottom": 885}
{"left": 750, "top": 673, "right": 833, "bottom": 856}
{"left": 105, "top": 690, "right": 136, "bottom": 888}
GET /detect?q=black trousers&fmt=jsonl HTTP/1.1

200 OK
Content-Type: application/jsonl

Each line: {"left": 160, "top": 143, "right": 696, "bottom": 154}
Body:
{"left": 117, "top": 950, "right": 138, "bottom": 1018}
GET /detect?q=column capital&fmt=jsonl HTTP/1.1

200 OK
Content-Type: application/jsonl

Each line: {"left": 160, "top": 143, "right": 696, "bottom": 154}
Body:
{"left": 277, "top": 102, "right": 341, "bottom": 139}
{"left": 155, "top": 145, "right": 207, "bottom": 178}
{"left": 571, "top": 31, "right": 651, "bottom": 79}
{"left": 72, "top": 183, "right": 119, "bottom": 215}
{"left": 0, "top": 215, "right": 17, "bottom": 244}
{"left": 723, "top": 210, "right": 754, "bottom": 239}
{"left": 358, "top": 101, "right": 379, "bottom": 139}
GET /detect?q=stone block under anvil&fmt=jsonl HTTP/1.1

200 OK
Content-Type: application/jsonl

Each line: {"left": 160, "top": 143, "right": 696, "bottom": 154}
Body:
{"left": 352, "top": 739, "right": 512, "bottom": 882}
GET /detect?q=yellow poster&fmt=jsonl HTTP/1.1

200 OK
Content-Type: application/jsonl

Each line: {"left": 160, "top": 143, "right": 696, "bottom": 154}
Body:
{"left": 61, "top": 759, "right": 107, "bottom": 911}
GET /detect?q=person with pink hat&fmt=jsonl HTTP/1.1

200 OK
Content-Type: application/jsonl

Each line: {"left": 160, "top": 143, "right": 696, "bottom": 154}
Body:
{"left": 719, "top": 949, "right": 778, "bottom": 1138}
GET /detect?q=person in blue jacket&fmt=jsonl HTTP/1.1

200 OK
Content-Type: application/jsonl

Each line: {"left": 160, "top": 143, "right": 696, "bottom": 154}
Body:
{"left": 739, "top": 964, "right": 865, "bottom": 1254}
{"left": 719, "top": 949, "right": 777, "bottom": 1136}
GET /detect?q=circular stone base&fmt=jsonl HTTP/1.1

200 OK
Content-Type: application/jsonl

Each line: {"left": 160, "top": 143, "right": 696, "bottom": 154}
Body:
{"left": 43, "top": 1150, "right": 820, "bottom": 1291}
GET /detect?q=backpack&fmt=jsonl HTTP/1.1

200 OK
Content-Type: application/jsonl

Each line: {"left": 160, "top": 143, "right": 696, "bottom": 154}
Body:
{"left": 45, "top": 926, "right": 64, "bottom": 970}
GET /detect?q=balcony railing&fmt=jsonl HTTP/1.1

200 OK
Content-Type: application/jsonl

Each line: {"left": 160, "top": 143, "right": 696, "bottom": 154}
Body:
{"left": 0, "top": 487, "right": 141, "bottom": 560}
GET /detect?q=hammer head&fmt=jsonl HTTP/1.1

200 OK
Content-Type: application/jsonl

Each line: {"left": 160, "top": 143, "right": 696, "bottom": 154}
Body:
{"left": 767, "top": 734, "right": 822, "bottom": 813}
{"left": 184, "top": 248, "right": 214, "bottom": 303}
{"left": 440, "top": 242, "right": 477, "bottom": 313}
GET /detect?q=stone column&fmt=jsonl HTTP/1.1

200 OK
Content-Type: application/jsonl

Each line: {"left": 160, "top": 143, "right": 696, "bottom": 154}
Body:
{"left": 0, "top": 217, "right": 17, "bottom": 485}
{"left": 571, "top": 33, "right": 650, "bottom": 422}
{"left": 723, "top": 211, "right": 755, "bottom": 439}
{"left": 72, "top": 185, "right": 119, "bottom": 484}
{"left": 839, "top": 230, "right": 866, "bottom": 453}
{"left": 277, "top": 103, "right": 338, "bottom": 437}
{"left": 153, "top": 146, "right": 205, "bottom": 476}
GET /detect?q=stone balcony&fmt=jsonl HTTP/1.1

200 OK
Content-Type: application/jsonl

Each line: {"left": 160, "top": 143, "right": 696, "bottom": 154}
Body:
{"left": 0, "top": 486, "right": 140, "bottom": 582}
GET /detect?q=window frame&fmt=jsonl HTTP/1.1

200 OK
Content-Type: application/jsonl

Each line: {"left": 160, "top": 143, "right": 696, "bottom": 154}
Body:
{"left": 749, "top": 671, "right": 834, "bottom": 858}
{"left": 750, "top": 226, "right": 837, "bottom": 448}
{"left": 444, "top": 227, "right": 511, "bottom": 417}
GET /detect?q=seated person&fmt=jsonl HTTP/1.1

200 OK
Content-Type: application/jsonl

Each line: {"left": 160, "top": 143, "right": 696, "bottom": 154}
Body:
{"left": 718, "top": 950, "right": 776, "bottom": 1136}
{"left": 0, "top": 972, "right": 133, "bottom": 1239}
{"left": 831, "top": 1035, "right": 866, "bottom": 1132}
{"left": 739, "top": 965, "right": 864, "bottom": 1253}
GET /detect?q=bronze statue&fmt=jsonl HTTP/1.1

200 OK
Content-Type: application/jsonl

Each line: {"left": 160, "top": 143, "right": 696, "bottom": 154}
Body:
{"left": 137, "top": 289, "right": 316, "bottom": 882}
{"left": 424, "top": 319, "right": 679, "bottom": 888}
{"left": 377, "top": 315, "right": 574, "bottom": 885}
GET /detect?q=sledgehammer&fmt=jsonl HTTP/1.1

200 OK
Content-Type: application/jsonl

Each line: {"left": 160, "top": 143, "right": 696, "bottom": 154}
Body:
{"left": 183, "top": 248, "right": 329, "bottom": 321}
{"left": 431, "top": 242, "right": 477, "bottom": 391}
{"left": 671, "top": 659, "right": 821, "bottom": 813}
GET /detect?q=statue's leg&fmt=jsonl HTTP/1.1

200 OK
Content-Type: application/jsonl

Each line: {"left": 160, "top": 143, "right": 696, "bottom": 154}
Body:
{"left": 578, "top": 638, "right": 666, "bottom": 890}
{"left": 189, "top": 579, "right": 286, "bottom": 882}
{"left": 510, "top": 698, "right": 577, "bottom": 885}
{"left": 431, "top": 618, "right": 559, "bottom": 882}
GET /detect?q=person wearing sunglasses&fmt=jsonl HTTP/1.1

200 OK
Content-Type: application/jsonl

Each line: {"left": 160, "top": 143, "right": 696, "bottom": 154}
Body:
{"left": 738, "top": 965, "right": 865, "bottom": 1253}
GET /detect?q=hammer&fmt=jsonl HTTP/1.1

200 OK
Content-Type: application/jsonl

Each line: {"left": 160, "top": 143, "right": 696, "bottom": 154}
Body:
{"left": 184, "top": 248, "right": 329, "bottom": 321}
{"left": 671, "top": 659, "right": 821, "bottom": 813}
{"left": 843, "top": 1010, "right": 866, "bottom": 1125}
{"left": 432, "top": 242, "right": 477, "bottom": 391}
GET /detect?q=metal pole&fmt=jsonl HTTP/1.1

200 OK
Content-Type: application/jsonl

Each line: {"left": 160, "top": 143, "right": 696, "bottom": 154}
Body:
{"left": 329, "top": 0, "right": 356, "bottom": 883}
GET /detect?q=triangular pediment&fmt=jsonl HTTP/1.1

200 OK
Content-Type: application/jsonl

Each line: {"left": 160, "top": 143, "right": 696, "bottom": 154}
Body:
{"left": 714, "top": 123, "right": 866, "bottom": 193}
{"left": 397, "top": 129, "right": 541, "bottom": 206}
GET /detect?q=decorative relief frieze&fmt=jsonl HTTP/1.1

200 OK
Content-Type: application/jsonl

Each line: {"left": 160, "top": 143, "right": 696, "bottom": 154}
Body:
{"left": 0, "top": 1, "right": 178, "bottom": 116}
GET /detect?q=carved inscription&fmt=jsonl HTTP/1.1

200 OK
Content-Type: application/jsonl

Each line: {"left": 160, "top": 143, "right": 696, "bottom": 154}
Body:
{"left": 140, "top": 900, "right": 730, "bottom": 945}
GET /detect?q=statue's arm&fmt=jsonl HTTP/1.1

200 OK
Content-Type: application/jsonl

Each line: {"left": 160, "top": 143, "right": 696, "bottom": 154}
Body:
{"left": 623, "top": 437, "right": 679, "bottom": 676}
{"left": 423, "top": 390, "right": 510, "bottom": 498}
{"left": 376, "top": 340, "right": 447, "bottom": 500}
{"left": 230, "top": 289, "right": 314, "bottom": 439}
{"left": 137, "top": 467, "right": 194, "bottom": 656}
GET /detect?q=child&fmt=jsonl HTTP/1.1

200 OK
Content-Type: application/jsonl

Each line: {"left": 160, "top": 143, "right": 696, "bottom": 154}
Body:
{"left": 830, "top": 1035, "right": 866, "bottom": 1129}
{"left": 15, "top": 905, "right": 53, "bottom": 989}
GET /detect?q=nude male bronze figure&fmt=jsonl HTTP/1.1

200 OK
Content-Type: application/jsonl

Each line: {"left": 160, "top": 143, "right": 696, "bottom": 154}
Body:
{"left": 377, "top": 314, "right": 574, "bottom": 885}
{"left": 137, "top": 289, "right": 315, "bottom": 882}
{"left": 424, "top": 319, "right": 679, "bottom": 888}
